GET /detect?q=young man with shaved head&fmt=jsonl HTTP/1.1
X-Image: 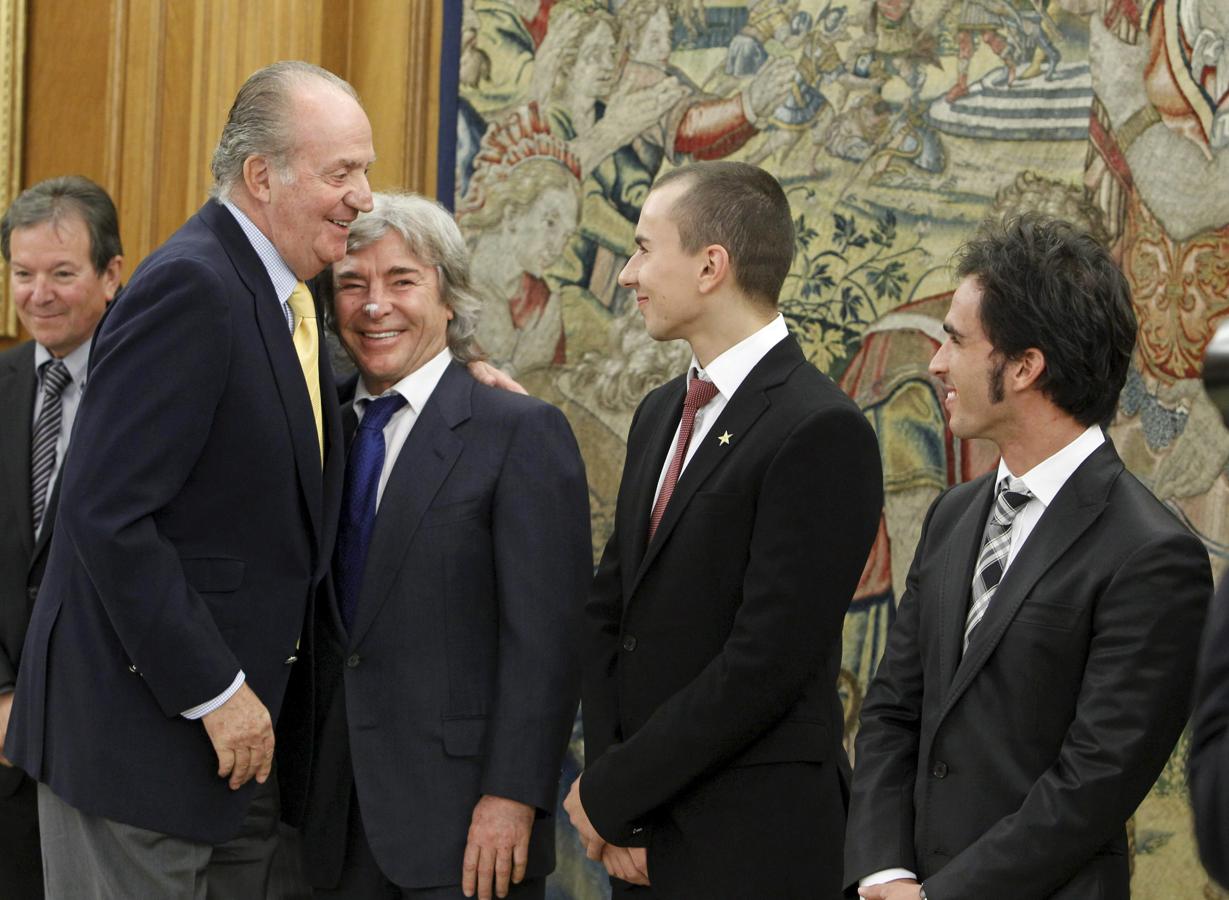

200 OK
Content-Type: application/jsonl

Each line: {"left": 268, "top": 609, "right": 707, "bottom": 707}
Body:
{"left": 565, "top": 161, "right": 883, "bottom": 898}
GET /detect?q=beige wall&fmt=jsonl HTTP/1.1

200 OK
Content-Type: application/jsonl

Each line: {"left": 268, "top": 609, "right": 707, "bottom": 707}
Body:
{"left": 2, "top": 0, "right": 443, "bottom": 349}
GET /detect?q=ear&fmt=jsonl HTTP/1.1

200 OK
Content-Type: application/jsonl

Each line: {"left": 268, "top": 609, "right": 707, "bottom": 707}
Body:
{"left": 1009, "top": 347, "right": 1046, "bottom": 392}
{"left": 696, "top": 243, "right": 730, "bottom": 295}
{"left": 101, "top": 255, "right": 123, "bottom": 301}
{"left": 244, "top": 155, "right": 273, "bottom": 203}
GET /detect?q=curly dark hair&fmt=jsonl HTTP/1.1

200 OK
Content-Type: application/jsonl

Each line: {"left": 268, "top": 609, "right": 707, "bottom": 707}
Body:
{"left": 955, "top": 213, "right": 1137, "bottom": 427}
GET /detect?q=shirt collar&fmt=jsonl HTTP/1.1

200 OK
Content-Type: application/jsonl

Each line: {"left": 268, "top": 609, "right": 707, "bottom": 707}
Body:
{"left": 354, "top": 347, "right": 454, "bottom": 417}
{"left": 34, "top": 338, "right": 92, "bottom": 389}
{"left": 997, "top": 424, "right": 1105, "bottom": 507}
{"left": 223, "top": 201, "right": 300, "bottom": 305}
{"left": 688, "top": 314, "right": 788, "bottom": 398}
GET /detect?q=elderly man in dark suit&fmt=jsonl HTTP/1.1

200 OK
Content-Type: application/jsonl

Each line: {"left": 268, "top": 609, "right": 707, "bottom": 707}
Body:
{"left": 3, "top": 61, "right": 372, "bottom": 896}
{"left": 0, "top": 176, "right": 122, "bottom": 900}
{"left": 297, "top": 191, "right": 590, "bottom": 900}
{"left": 563, "top": 161, "right": 884, "bottom": 899}
{"left": 846, "top": 215, "right": 1212, "bottom": 900}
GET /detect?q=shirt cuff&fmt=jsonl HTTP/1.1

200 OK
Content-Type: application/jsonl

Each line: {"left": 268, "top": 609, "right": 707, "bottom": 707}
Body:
{"left": 860, "top": 868, "right": 918, "bottom": 887}
{"left": 180, "top": 671, "right": 245, "bottom": 719}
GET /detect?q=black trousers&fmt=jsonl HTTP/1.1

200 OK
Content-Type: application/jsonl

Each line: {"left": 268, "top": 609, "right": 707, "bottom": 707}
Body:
{"left": 0, "top": 774, "right": 44, "bottom": 899}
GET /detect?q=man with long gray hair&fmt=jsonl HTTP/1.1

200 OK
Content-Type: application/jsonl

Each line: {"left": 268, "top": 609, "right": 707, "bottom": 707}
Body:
{"left": 4, "top": 60, "right": 371, "bottom": 895}
{"left": 299, "top": 191, "right": 590, "bottom": 900}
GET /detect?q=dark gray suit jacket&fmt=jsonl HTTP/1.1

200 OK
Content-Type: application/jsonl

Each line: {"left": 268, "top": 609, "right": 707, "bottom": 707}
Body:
{"left": 845, "top": 440, "right": 1211, "bottom": 899}
{"left": 300, "top": 362, "right": 591, "bottom": 889}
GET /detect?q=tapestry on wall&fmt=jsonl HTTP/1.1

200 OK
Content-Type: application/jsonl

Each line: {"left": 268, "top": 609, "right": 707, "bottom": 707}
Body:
{"left": 451, "top": 1, "right": 1229, "bottom": 897}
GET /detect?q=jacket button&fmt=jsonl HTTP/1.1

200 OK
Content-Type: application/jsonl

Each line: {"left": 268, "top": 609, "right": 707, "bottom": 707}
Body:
{"left": 346, "top": 653, "right": 361, "bottom": 668}
{"left": 284, "top": 655, "right": 298, "bottom": 665}
{"left": 621, "top": 634, "right": 637, "bottom": 652}
{"left": 27, "top": 586, "right": 39, "bottom": 602}
{"left": 931, "top": 761, "right": 948, "bottom": 779}
{"left": 128, "top": 664, "right": 140, "bottom": 675}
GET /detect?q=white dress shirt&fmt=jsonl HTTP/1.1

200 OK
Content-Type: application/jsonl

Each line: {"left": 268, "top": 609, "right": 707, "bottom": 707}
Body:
{"left": 651, "top": 315, "right": 788, "bottom": 509}
{"left": 352, "top": 346, "right": 453, "bottom": 508}
{"left": 31, "top": 339, "right": 91, "bottom": 539}
{"left": 860, "top": 423, "right": 1106, "bottom": 889}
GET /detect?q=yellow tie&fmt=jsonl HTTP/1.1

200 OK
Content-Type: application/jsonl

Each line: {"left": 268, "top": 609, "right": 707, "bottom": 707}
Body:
{"left": 287, "top": 281, "right": 323, "bottom": 465}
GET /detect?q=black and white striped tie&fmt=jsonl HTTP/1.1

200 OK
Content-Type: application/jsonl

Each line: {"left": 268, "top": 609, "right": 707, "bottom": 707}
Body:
{"left": 964, "top": 476, "right": 1032, "bottom": 651}
{"left": 30, "top": 360, "right": 72, "bottom": 535}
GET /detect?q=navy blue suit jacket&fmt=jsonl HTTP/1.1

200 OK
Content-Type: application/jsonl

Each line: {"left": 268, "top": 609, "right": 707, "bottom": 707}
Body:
{"left": 299, "top": 362, "right": 590, "bottom": 889}
{"left": 5, "top": 200, "right": 344, "bottom": 843}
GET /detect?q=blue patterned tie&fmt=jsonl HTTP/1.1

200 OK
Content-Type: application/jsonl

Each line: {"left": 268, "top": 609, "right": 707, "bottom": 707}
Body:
{"left": 336, "top": 393, "right": 407, "bottom": 631}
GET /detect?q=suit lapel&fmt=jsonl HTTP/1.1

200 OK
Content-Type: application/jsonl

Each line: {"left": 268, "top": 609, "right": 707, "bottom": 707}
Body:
{"left": 624, "top": 381, "right": 685, "bottom": 581}
{"left": 347, "top": 363, "right": 469, "bottom": 649}
{"left": 941, "top": 443, "right": 1120, "bottom": 718}
{"left": 629, "top": 337, "right": 804, "bottom": 597}
{"left": 200, "top": 201, "right": 325, "bottom": 552}
{"left": 0, "top": 343, "right": 35, "bottom": 556}
{"left": 936, "top": 475, "right": 995, "bottom": 693}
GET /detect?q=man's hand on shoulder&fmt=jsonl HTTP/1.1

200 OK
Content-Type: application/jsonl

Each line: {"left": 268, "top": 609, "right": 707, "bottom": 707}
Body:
{"left": 563, "top": 774, "right": 606, "bottom": 860}
{"left": 0, "top": 691, "right": 12, "bottom": 767}
{"left": 601, "top": 845, "right": 650, "bottom": 886}
{"left": 461, "top": 794, "right": 534, "bottom": 900}
{"left": 468, "top": 360, "right": 527, "bottom": 395}
{"left": 859, "top": 878, "right": 922, "bottom": 899}
{"left": 201, "top": 682, "right": 273, "bottom": 790}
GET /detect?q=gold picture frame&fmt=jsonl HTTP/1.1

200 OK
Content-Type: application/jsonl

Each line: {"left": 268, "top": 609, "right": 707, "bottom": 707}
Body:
{"left": 0, "top": 0, "right": 23, "bottom": 338}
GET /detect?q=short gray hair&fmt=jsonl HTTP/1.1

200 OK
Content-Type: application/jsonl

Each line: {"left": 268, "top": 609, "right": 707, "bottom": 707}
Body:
{"left": 210, "top": 60, "right": 359, "bottom": 202}
{"left": 327, "top": 192, "right": 484, "bottom": 363}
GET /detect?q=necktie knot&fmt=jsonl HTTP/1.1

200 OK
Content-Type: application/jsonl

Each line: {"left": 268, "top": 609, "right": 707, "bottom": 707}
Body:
{"left": 359, "top": 393, "right": 407, "bottom": 433}
{"left": 287, "top": 282, "right": 315, "bottom": 320}
{"left": 40, "top": 359, "right": 71, "bottom": 396}
{"left": 684, "top": 372, "right": 719, "bottom": 411}
{"left": 991, "top": 476, "right": 1032, "bottom": 528}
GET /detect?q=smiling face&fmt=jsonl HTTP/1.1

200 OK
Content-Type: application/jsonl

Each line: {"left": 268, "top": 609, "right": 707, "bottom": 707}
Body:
{"left": 261, "top": 81, "right": 376, "bottom": 280}
{"left": 11, "top": 214, "right": 120, "bottom": 357}
{"left": 618, "top": 180, "right": 708, "bottom": 344}
{"left": 509, "top": 186, "right": 578, "bottom": 277}
{"left": 333, "top": 231, "right": 453, "bottom": 396}
{"left": 929, "top": 276, "right": 1011, "bottom": 442}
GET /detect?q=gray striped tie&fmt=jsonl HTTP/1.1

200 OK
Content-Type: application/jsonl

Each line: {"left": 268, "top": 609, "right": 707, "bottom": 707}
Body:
{"left": 964, "top": 476, "right": 1032, "bottom": 651}
{"left": 30, "top": 360, "right": 72, "bottom": 535}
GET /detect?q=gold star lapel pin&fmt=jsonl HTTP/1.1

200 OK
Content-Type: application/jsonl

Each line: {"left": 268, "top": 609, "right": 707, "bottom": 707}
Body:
{"left": 718, "top": 431, "right": 733, "bottom": 446}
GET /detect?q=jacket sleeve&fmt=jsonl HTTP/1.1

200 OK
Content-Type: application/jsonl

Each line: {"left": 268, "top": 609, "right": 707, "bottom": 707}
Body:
{"left": 581, "top": 395, "right": 650, "bottom": 770}
{"left": 479, "top": 402, "right": 592, "bottom": 812}
{"left": 56, "top": 256, "right": 242, "bottom": 717}
{"left": 580, "top": 403, "right": 883, "bottom": 843}
{"left": 843, "top": 495, "right": 942, "bottom": 888}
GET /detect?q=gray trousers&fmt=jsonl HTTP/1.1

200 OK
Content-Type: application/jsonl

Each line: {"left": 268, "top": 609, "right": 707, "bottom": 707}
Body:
{"left": 38, "top": 777, "right": 291, "bottom": 899}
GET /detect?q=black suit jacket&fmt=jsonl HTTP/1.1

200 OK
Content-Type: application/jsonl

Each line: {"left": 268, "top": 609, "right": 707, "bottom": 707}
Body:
{"left": 1190, "top": 572, "right": 1229, "bottom": 889}
{"left": 300, "top": 362, "right": 591, "bottom": 889}
{"left": 845, "top": 440, "right": 1211, "bottom": 899}
{"left": 5, "top": 200, "right": 344, "bottom": 843}
{"left": 0, "top": 344, "right": 47, "bottom": 703}
{"left": 0, "top": 340, "right": 60, "bottom": 798}
{"left": 580, "top": 336, "right": 883, "bottom": 896}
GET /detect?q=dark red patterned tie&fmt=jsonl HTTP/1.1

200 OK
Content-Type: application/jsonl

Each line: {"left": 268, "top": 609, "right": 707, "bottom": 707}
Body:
{"left": 648, "top": 372, "right": 720, "bottom": 541}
